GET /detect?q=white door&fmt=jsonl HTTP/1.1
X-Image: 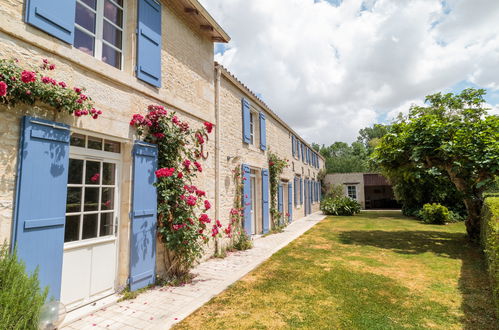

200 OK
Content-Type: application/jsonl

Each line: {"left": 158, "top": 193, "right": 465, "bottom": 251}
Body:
{"left": 61, "top": 133, "right": 121, "bottom": 311}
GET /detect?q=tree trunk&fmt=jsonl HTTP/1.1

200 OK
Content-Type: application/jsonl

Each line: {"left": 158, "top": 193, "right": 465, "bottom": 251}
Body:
{"left": 462, "top": 197, "right": 482, "bottom": 241}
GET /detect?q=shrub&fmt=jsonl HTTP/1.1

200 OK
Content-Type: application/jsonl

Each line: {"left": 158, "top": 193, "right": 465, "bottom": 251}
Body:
{"left": 321, "top": 196, "right": 361, "bottom": 216}
{"left": 0, "top": 244, "right": 47, "bottom": 329}
{"left": 480, "top": 197, "right": 499, "bottom": 317}
{"left": 419, "top": 203, "right": 450, "bottom": 224}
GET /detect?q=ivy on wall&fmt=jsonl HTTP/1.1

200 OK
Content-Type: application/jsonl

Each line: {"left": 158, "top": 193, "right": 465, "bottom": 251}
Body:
{"left": 0, "top": 58, "right": 101, "bottom": 118}
{"left": 268, "top": 151, "right": 288, "bottom": 230}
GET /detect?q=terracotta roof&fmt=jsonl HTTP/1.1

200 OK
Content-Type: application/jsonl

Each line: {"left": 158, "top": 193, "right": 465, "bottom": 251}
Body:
{"left": 215, "top": 62, "right": 325, "bottom": 161}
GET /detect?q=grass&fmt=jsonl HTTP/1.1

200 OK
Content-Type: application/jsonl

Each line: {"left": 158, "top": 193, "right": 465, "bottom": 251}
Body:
{"left": 174, "top": 211, "right": 498, "bottom": 329}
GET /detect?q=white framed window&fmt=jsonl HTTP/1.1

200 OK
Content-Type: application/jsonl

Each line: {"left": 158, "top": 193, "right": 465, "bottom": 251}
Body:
{"left": 65, "top": 133, "right": 121, "bottom": 244}
{"left": 347, "top": 185, "right": 357, "bottom": 200}
{"left": 74, "top": 0, "right": 125, "bottom": 69}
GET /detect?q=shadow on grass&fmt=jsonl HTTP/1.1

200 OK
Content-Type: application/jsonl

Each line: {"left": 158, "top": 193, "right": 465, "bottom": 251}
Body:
{"left": 338, "top": 228, "right": 497, "bottom": 329}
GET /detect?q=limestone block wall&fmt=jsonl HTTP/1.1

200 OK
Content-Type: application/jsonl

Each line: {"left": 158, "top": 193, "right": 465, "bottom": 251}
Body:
{"left": 324, "top": 173, "right": 366, "bottom": 208}
{"left": 216, "top": 67, "right": 324, "bottom": 243}
{"left": 0, "top": 0, "right": 218, "bottom": 286}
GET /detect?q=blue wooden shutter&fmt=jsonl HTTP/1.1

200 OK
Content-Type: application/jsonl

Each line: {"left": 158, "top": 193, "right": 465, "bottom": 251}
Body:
{"left": 25, "top": 0, "right": 75, "bottom": 44}
{"left": 292, "top": 136, "right": 295, "bottom": 156}
{"left": 288, "top": 183, "right": 293, "bottom": 222}
{"left": 259, "top": 113, "right": 266, "bottom": 151}
{"left": 300, "top": 178, "right": 303, "bottom": 205}
{"left": 13, "top": 116, "right": 70, "bottom": 300}
{"left": 297, "top": 140, "right": 300, "bottom": 159}
{"left": 261, "top": 169, "right": 270, "bottom": 233}
{"left": 130, "top": 141, "right": 158, "bottom": 291}
{"left": 294, "top": 177, "right": 298, "bottom": 206}
{"left": 301, "top": 144, "right": 305, "bottom": 162}
{"left": 137, "top": 0, "right": 162, "bottom": 87}
{"left": 242, "top": 98, "right": 251, "bottom": 144}
{"left": 242, "top": 164, "right": 252, "bottom": 234}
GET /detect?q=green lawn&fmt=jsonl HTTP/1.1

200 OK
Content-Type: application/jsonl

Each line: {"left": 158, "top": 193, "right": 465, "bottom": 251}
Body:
{"left": 175, "top": 212, "right": 497, "bottom": 329}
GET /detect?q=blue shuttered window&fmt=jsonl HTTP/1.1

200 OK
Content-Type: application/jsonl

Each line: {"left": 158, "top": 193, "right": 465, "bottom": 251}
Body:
{"left": 300, "top": 178, "right": 303, "bottom": 205}
{"left": 288, "top": 183, "right": 293, "bottom": 222}
{"left": 25, "top": 0, "right": 76, "bottom": 44}
{"left": 292, "top": 136, "right": 295, "bottom": 156}
{"left": 297, "top": 140, "right": 301, "bottom": 159}
{"left": 261, "top": 169, "right": 270, "bottom": 234}
{"left": 294, "top": 177, "right": 299, "bottom": 206}
{"left": 259, "top": 113, "right": 266, "bottom": 151}
{"left": 130, "top": 142, "right": 158, "bottom": 291}
{"left": 137, "top": 0, "right": 162, "bottom": 87}
{"left": 242, "top": 98, "right": 251, "bottom": 144}
{"left": 13, "top": 116, "right": 70, "bottom": 300}
{"left": 242, "top": 164, "right": 252, "bottom": 234}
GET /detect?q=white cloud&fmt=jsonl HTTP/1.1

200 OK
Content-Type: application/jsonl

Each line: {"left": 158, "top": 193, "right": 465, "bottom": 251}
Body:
{"left": 201, "top": 0, "right": 499, "bottom": 143}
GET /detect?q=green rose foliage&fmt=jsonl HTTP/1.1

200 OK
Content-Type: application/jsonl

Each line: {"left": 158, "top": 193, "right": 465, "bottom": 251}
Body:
{"left": 373, "top": 88, "right": 499, "bottom": 239}
{"left": 131, "top": 106, "right": 224, "bottom": 277}
{"left": 0, "top": 58, "right": 101, "bottom": 118}
{"left": 268, "top": 151, "right": 289, "bottom": 228}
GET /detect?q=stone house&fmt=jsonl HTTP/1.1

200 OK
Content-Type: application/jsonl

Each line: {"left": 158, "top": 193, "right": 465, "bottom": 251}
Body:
{"left": 0, "top": 0, "right": 324, "bottom": 321}
{"left": 324, "top": 173, "right": 398, "bottom": 209}
{"left": 215, "top": 64, "right": 324, "bottom": 237}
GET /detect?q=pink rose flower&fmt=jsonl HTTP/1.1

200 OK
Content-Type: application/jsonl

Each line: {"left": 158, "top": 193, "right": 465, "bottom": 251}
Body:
{"left": 0, "top": 81, "right": 7, "bottom": 97}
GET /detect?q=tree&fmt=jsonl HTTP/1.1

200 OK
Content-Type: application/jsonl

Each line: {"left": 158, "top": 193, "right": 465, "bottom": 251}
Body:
{"left": 373, "top": 89, "right": 499, "bottom": 239}
{"left": 358, "top": 124, "right": 390, "bottom": 153}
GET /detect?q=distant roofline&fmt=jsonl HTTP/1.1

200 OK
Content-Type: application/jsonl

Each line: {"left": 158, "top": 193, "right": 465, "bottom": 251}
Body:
{"left": 215, "top": 62, "right": 325, "bottom": 162}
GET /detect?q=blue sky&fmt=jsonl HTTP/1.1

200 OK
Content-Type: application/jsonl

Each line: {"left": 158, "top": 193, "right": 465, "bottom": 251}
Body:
{"left": 204, "top": 0, "right": 499, "bottom": 143}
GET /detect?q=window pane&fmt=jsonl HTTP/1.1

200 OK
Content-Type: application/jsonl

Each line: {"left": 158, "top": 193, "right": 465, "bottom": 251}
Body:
{"left": 68, "top": 159, "right": 84, "bottom": 184}
{"left": 87, "top": 136, "right": 103, "bottom": 150}
{"left": 70, "top": 133, "right": 85, "bottom": 147}
{"left": 103, "top": 21, "right": 123, "bottom": 49}
{"left": 80, "top": 0, "right": 97, "bottom": 10}
{"left": 82, "top": 214, "right": 98, "bottom": 240}
{"left": 101, "top": 188, "right": 114, "bottom": 210}
{"left": 86, "top": 161, "right": 101, "bottom": 184}
{"left": 102, "top": 163, "right": 116, "bottom": 185}
{"left": 104, "top": 140, "right": 120, "bottom": 153}
{"left": 65, "top": 216, "right": 80, "bottom": 242}
{"left": 74, "top": 29, "right": 95, "bottom": 56}
{"left": 104, "top": 0, "right": 123, "bottom": 27}
{"left": 67, "top": 187, "right": 82, "bottom": 213}
{"left": 101, "top": 44, "right": 122, "bottom": 69}
{"left": 100, "top": 212, "right": 114, "bottom": 237}
{"left": 84, "top": 187, "right": 100, "bottom": 211}
{"left": 75, "top": 2, "right": 96, "bottom": 33}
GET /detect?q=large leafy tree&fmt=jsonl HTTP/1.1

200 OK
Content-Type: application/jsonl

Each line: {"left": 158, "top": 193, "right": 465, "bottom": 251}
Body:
{"left": 373, "top": 89, "right": 499, "bottom": 239}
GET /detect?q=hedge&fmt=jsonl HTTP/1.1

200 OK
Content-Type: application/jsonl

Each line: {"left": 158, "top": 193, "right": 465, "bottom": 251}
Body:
{"left": 480, "top": 197, "right": 499, "bottom": 317}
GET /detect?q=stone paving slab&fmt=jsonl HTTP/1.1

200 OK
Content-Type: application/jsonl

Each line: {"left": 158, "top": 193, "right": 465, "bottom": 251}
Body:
{"left": 62, "top": 212, "right": 325, "bottom": 330}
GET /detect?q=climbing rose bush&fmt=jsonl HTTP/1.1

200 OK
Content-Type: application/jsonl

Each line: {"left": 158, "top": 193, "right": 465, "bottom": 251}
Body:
{"left": 0, "top": 58, "right": 101, "bottom": 118}
{"left": 131, "top": 105, "right": 227, "bottom": 278}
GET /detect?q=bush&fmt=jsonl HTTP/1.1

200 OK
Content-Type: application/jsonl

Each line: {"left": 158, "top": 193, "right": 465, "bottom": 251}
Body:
{"left": 321, "top": 196, "right": 361, "bottom": 216}
{"left": 419, "top": 203, "right": 450, "bottom": 224}
{"left": 0, "top": 244, "right": 47, "bottom": 329}
{"left": 480, "top": 197, "right": 499, "bottom": 317}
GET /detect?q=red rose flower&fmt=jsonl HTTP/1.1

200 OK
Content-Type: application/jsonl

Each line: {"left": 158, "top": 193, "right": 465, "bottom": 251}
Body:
{"left": 195, "top": 132, "right": 204, "bottom": 145}
{"left": 58, "top": 81, "right": 67, "bottom": 88}
{"left": 204, "top": 122, "right": 213, "bottom": 133}
{"left": 211, "top": 226, "right": 219, "bottom": 237}
{"left": 177, "top": 172, "right": 183, "bottom": 179}
{"left": 153, "top": 132, "right": 165, "bottom": 139}
{"left": 199, "top": 214, "right": 211, "bottom": 224}
{"left": 21, "top": 70, "right": 36, "bottom": 83}
{"left": 186, "top": 195, "right": 197, "bottom": 206}
{"left": 216, "top": 219, "right": 222, "bottom": 228}
{"left": 195, "top": 189, "right": 206, "bottom": 197}
{"left": 0, "top": 81, "right": 7, "bottom": 97}
{"left": 194, "top": 161, "right": 202, "bottom": 172}
{"left": 204, "top": 200, "right": 211, "bottom": 210}
{"left": 182, "top": 159, "right": 191, "bottom": 170}
{"left": 155, "top": 167, "right": 175, "bottom": 178}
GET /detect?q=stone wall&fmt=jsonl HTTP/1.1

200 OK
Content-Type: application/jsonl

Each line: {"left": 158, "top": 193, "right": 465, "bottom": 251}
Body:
{"left": 0, "top": 0, "right": 217, "bottom": 286}
{"left": 323, "top": 173, "right": 365, "bottom": 208}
